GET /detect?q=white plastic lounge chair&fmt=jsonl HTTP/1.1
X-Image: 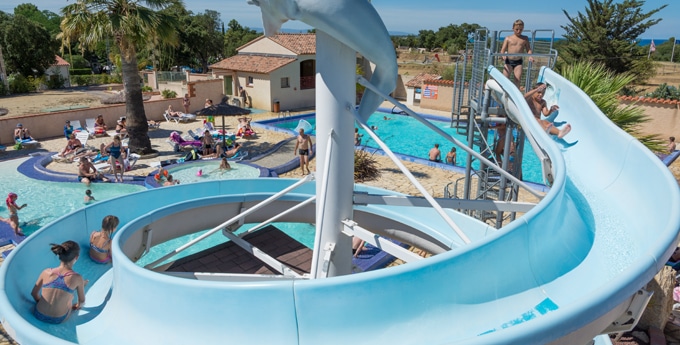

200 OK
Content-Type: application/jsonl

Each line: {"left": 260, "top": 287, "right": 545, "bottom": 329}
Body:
{"left": 203, "top": 122, "right": 221, "bottom": 137}
{"left": 164, "top": 110, "right": 196, "bottom": 123}
{"left": 163, "top": 111, "right": 180, "bottom": 124}
{"left": 85, "top": 118, "right": 107, "bottom": 137}
{"left": 75, "top": 131, "right": 92, "bottom": 149}
{"left": 15, "top": 137, "right": 39, "bottom": 148}
{"left": 70, "top": 120, "right": 85, "bottom": 132}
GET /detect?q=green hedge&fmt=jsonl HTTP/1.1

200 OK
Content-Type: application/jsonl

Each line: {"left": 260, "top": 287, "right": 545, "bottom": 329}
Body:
{"left": 69, "top": 68, "right": 94, "bottom": 76}
{"left": 71, "top": 74, "right": 122, "bottom": 86}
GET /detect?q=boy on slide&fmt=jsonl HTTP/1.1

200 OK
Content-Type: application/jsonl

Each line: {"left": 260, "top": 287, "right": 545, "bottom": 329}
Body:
{"left": 524, "top": 83, "right": 571, "bottom": 139}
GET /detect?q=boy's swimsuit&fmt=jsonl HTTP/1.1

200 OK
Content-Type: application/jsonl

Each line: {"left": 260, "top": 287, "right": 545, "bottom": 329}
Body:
{"left": 34, "top": 269, "right": 76, "bottom": 324}
{"left": 505, "top": 58, "right": 523, "bottom": 68}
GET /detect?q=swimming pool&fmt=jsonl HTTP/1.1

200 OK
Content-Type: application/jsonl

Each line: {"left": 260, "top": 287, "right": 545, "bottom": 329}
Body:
{"left": 0, "top": 157, "right": 312, "bottom": 266}
{"left": 167, "top": 161, "right": 262, "bottom": 184}
{"left": 266, "top": 113, "right": 544, "bottom": 184}
{"left": 0, "top": 158, "right": 145, "bottom": 236}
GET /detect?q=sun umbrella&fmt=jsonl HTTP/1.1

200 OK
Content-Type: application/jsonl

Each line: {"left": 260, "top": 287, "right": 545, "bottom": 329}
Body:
{"left": 195, "top": 100, "right": 251, "bottom": 148}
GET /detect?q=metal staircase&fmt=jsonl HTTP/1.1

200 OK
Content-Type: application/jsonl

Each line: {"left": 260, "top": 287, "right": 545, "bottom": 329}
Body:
{"left": 444, "top": 28, "right": 558, "bottom": 228}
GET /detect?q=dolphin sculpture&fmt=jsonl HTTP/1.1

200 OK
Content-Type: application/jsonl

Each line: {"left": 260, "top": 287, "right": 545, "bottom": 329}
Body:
{"left": 247, "top": 0, "right": 397, "bottom": 120}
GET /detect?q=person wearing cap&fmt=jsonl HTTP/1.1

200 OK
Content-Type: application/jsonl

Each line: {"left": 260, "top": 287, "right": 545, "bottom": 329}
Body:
{"left": 14, "top": 123, "right": 33, "bottom": 142}
{"left": 64, "top": 120, "right": 74, "bottom": 139}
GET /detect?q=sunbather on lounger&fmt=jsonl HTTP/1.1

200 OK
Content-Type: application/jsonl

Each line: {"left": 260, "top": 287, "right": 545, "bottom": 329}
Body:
{"left": 214, "top": 143, "right": 242, "bottom": 159}
{"left": 14, "top": 123, "right": 34, "bottom": 142}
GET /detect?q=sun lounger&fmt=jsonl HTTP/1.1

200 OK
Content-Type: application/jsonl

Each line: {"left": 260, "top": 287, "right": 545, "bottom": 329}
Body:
{"left": 168, "top": 131, "right": 202, "bottom": 152}
{"left": 15, "top": 138, "right": 39, "bottom": 148}
{"left": 164, "top": 111, "right": 196, "bottom": 123}
{"left": 86, "top": 118, "right": 107, "bottom": 137}
{"left": 75, "top": 131, "right": 93, "bottom": 150}
{"left": 69, "top": 120, "right": 85, "bottom": 133}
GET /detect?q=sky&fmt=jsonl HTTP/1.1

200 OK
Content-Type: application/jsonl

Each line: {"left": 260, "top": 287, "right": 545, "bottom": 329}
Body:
{"left": 0, "top": 0, "right": 677, "bottom": 40}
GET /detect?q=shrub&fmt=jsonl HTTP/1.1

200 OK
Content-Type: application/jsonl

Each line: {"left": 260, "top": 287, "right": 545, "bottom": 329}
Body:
{"left": 28, "top": 76, "right": 45, "bottom": 91}
{"left": 354, "top": 149, "right": 381, "bottom": 182}
{"left": 645, "top": 83, "right": 680, "bottom": 101}
{"left": 8, "top": 74, "right": 33, "bottom": 93}
{"left": 141, "top": 85, "right": 153, "bottom": 92}
{"left": 72, "top": 75, "right": 90, "bottom": 86}
{"left": 161, "top": 89, "right": 177, "bottom": 99}
{"left": 69, "top": 68, "right": 93, "bottom": 76}
{"left": 46, "top": 74, "right": 66, "bottom": 89}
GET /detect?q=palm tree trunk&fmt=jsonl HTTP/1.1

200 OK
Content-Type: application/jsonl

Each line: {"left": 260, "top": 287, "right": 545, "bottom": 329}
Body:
{"left": 121, "top": 46, "right": 153, "bottom": 154}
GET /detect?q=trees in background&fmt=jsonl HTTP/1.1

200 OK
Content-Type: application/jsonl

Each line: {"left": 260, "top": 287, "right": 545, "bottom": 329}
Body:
{"left": 61, "top": 0, "right": 179, "bottom": 154}
{"left": 223, "top": 20, "right": 259, "bottom": 58}
{"left": 179, "top": 10, "right": 224, "bottom": 73}
{"left": 559, "top": 0, "right": 667, "bottom": 83}
{"left": 0, "top": 13, "right": 58, "bottom": 77}
{"left": 13, "top": 4, "right": 61, "bottom": 38}
{"left": 393, "top": 23, "right": 480, "bottom": 54}
{"left": 649, "top": 38, "right": 679, "bottom": 63}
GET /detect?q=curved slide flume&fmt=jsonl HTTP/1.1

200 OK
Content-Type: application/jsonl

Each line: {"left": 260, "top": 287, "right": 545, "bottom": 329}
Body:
{"left": 1, "top": 2, "right": 680, "bottom": 343}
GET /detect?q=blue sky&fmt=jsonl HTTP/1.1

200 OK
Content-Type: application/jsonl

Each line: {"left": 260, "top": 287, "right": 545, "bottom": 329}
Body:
{"left": 1, "top": 0, "right": 677, "bottom": 39}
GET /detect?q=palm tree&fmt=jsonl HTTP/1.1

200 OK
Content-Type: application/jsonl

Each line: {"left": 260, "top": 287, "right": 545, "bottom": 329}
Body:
{"left": 560, "top": 61, "right": 664, "bottom": 152}
{"left": 60, "top": 0, "right": 179, "bottom": 154}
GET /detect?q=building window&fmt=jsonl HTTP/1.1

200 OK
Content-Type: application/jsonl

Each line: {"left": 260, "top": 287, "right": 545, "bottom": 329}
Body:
{"left": 281, "top": 77, "right": 290, "bottom": 88}
{"left": 247, "top": 76, "right": 254, "bottom": 86}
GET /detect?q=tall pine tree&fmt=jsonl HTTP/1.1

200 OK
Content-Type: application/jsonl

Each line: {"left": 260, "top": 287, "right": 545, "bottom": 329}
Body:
{"left": 560, "top": 0, "right": 666, "bottom": 82}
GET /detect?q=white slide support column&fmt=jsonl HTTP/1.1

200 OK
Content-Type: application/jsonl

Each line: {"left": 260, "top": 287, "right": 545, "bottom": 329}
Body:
{"left": 310, "top": 30, "right": 356, "bottom": 278}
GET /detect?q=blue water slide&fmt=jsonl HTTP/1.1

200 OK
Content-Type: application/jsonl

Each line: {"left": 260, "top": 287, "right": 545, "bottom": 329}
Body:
{"left": 0, "top": 66, "right": 679, "bottom": 344}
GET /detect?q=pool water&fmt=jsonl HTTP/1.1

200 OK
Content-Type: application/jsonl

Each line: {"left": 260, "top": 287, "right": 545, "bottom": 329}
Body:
{"left": 136, "top": 222, "right": 316, "bottom": 267}
{"left": 271, "top": 113, "right": 544, "bottom": 184}
{"left": 0, "top": 158, "right": 145, "bottom": 236}
{"left": 167, "top": 161, "right": 260, "bottom": 184}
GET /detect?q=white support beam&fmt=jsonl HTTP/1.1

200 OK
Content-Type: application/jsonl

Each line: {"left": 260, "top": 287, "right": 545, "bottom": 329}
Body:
{"left": 342, "top": 220, "right": 424, "bottom": 263}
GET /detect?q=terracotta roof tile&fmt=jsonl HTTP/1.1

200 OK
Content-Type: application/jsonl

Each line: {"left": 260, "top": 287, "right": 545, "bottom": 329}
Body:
{"left": 268, "top": 33, "right": 316, "bottom": 55}
{"left": 210, "top": 54, "right": 296, "bottom": 74}
{"left": 238, "top": 33, "right": 316, "bottom": 55}
{"left": 424, "top": 79, "right": 454, "bottom": 86}
{"left": 617, "top": 95, "right": 680, "bottom": 106}
{"left": 405, "top": 73, "right": 441, "bottom": 87}
{"left": 52, "top": 55, "right": 70, "bottom": 66}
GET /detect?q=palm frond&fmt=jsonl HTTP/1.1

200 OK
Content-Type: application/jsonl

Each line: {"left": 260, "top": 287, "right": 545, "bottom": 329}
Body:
{"left": 560, "top": 60, "right": 663, "bottom": 152}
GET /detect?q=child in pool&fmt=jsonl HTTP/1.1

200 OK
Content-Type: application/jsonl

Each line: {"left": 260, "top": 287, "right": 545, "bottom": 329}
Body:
{"left": 2, "top": 193, "right": 27, "bottom": 236}
{"left": 219, "top": 157, "right": 231, "bottom": 170}
{"left": 84, "top": 190, "right": 95, "bottom": 203}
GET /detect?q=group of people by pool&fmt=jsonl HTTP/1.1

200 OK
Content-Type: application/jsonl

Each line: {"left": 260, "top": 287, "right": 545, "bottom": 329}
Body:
{"left": 30, "top": 215, "right": 119, "bottom": 324}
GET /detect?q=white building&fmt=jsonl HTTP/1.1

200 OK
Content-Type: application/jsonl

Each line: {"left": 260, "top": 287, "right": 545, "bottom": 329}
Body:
{"left": 210, "top": 34, "right": 316, "bottom": 112}
{"left": 45, "top": 56, "right": 71, "bottom": 88}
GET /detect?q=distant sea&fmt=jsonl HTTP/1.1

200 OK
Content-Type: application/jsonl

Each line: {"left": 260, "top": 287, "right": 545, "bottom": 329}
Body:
{"left": 534, "top": 37, "right": 676, "bottom": 46}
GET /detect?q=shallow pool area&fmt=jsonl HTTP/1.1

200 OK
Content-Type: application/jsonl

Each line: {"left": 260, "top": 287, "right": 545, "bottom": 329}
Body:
{"left": 261, "top": 112, "right": 544, "bottom": 183}
{"left": 166, "top": 161, "right": 262, "bottom": 184}
{"left": 0, "top": 157, "right": 145, "bottom": 236}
